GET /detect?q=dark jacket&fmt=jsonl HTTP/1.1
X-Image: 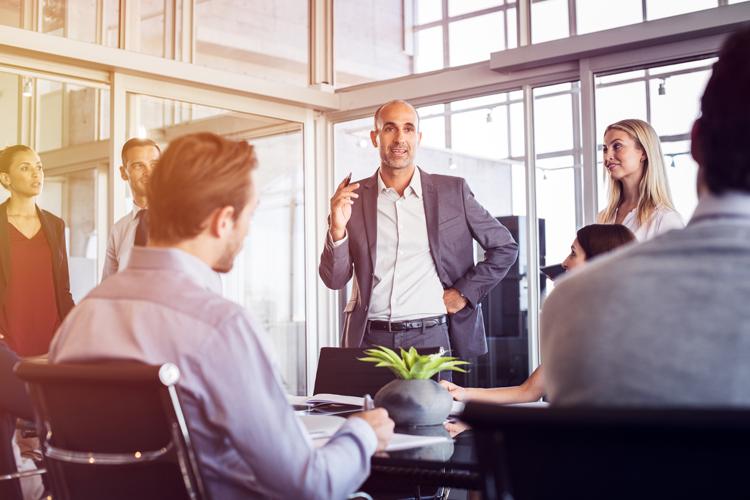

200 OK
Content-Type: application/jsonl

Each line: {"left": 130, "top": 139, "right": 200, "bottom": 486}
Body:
{"left": 319, "top": 168, "right": 519, "bottom": 359}
{"left": 0, "top": 200, "right": 75, "bottom": 337}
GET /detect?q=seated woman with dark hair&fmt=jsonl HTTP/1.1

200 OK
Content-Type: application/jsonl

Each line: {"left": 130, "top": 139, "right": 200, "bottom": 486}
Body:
{"left": 440, "top": 224, "right": 635, "bottom": 405}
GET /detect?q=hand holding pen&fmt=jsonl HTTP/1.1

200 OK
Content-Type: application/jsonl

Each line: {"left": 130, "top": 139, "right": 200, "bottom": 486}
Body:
{"left": 354, "top": 394, "right": 394, "bottom": 452}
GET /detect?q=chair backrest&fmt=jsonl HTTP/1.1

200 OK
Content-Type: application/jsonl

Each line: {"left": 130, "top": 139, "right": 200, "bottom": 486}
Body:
{"left": 15, "top": 361, "right": 207, "bottom": 500}
{"left": 313, "top": 347, "right": 440, "bottom": 397}
{"left": 462, "top": 401, "right": 750, "bottom": 500}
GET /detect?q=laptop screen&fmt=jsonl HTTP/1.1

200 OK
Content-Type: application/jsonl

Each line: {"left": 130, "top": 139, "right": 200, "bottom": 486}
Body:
{"left": 313, "top": 347, "right": 441, "bottom": 398}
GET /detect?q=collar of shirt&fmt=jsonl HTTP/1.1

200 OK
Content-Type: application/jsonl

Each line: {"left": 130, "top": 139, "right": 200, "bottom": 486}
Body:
{"left": 130, "top": 205, "right": 146, "bottom": 222}
{"left": 126, "top": 247, "right": 222, "bottom": 294}
{"left": 377, "top": 166, "right": 423, "bottom": 198}
{"left": 690, "top": 191, "right": 750, "bottom": 223}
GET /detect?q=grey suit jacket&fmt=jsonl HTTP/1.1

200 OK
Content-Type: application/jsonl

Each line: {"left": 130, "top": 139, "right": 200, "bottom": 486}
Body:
{"left": 319, "top": 168, "right": 518, "bottom": 359}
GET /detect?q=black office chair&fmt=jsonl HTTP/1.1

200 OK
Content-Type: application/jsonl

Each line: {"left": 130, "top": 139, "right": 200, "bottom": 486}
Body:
{"left": 313, "top": 347, "right": 440, "bottom": 397}
{"left": 15, "top": 361, "right": 207, "bottom": 500}
{"left": 462, "top": 402, "right": 750, "bottom": 500}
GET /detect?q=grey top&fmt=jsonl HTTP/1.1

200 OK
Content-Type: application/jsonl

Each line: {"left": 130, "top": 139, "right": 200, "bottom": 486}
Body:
{"left": 542, "top": 193, "right": 750, "bottom": 407}
{"left": 50, "top": 247, "right": 377, "bottom": 499}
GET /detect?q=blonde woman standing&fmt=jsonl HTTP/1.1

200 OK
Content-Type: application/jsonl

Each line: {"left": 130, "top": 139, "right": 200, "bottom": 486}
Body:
{"left": 599, "top": 119, "right": 683, "bottom": 240}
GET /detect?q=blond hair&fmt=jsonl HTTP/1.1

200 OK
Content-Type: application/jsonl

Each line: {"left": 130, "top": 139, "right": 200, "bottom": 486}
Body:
{"left": 598, "top": 119, "right": 675, "bottom": 228}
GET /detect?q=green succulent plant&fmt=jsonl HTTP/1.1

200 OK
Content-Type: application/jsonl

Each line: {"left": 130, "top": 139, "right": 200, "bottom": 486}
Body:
{"left": 358, "top": 346, "right": 469, "bottom": 380}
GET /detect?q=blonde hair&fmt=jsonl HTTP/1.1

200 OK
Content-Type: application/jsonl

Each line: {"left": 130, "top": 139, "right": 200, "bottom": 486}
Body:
{"left": 598, "top": 119, "right": 675, "bottom": 228}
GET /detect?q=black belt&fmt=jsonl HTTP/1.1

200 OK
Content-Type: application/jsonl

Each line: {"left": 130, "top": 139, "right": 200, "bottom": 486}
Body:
{"left": 368, "top": 315, "right": 447, "bottom": 332}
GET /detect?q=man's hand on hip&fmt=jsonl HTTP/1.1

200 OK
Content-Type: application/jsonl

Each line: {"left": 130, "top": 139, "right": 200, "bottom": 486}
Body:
{"left": 443, "top": 288, "right": 468, "bottom": 314}
{"left": 329, "top": 175, "right": 360, "bottom": 241}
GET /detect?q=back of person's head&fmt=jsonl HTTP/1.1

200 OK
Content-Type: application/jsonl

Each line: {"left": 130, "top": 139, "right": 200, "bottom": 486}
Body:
{"left": 121, "top": 137, "right": 160, "bottom": 165}
{"left": 696, "top": 25, "right": 750, "bottom": 194}
{"left": 147, "top": 132, "right": 257, "bottom": 243}
{"left": 576, "top": 224, "right": 635, "bottom": 259}
{"left": 601, "top": 119, "right": 675, "bottom": 226}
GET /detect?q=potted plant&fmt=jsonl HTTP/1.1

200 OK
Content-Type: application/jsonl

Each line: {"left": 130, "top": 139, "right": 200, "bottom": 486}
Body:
{"left": 359, "top": 346, "right": 469, "bottom": 426}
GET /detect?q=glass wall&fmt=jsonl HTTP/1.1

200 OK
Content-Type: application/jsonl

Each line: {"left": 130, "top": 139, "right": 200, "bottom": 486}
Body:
{"left": 128, "top": 93, "right": 308, "bottom": 394}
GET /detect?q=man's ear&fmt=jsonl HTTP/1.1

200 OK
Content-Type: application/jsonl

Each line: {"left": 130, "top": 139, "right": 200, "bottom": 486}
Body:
{"left": 119, "top": 165, "right": 129, "bottom": 182}
{"left": 370, "top": 130, "right": 379, "bottom": 148}
{"left": 210, "top": 205, "right": 236, "bottom": 238}
{"left": 417, "top": 131, "right": 422, "bottom": 145}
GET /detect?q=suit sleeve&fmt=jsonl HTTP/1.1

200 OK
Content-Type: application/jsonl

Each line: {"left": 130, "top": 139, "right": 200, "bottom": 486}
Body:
{"left": 318, "top": 231, "right": 354, "bottom": 290}
{"left": 452, "top": 179, "right": 518, "bottom": 307}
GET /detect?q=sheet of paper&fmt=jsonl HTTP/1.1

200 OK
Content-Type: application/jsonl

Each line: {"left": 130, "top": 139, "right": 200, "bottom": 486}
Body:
{"left": 298, "top": 414, "right": 346, "bottom": 439}
{"left": 310, "top": 430, "right": 451, "bottom": 452}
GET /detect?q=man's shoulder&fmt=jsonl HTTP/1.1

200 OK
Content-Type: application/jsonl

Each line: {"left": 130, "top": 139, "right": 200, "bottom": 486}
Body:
{"left": 88, "top": 270, "right": 247, "bottom": 328}
{"left": 112, "top": 211, "right": 134, "bottom": 230}
{"left": 420, "top": 169, "right": 465, "bottom": 187}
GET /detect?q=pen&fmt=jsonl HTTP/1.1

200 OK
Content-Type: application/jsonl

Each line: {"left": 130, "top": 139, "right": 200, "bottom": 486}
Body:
{"left": 363, "top": 394, "right": 374, "bottom": 411}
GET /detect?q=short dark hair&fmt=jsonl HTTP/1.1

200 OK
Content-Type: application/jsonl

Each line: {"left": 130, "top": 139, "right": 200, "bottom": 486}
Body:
{"left": 697, "top": 24, "right": 750, "bottom": 194}
{"left": 576, "top": 224, "right": 635, "bottom": 260}
{"left": 121, "top": 137, "right": 161, "bottom": 166}
{"left": 147, "top": 133, "right": 257, "bottom": 243}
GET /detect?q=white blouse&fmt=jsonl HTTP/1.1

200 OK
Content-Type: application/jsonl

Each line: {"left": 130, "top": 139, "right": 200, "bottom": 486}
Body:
{"left": 618, "top": 205, "right": 684, "bottom": 241}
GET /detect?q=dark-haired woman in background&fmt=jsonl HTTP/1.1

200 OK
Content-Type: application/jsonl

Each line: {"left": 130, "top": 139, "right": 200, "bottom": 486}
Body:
{"left": 0, "top": 145, "right": 74, "bottom": 357}
{"left": 441, "top": 224, "right": 635, "bottom": 405}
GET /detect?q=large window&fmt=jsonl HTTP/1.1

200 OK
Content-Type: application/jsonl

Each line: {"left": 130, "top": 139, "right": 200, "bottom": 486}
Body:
{"left": 532, "top": 0, "right": 732, "bottom": 43}
{"left": 335, "top": 0, "right": 517, "bottom": 87}
{"left": 194, "top": 0, "right": 309, "bottom": 85}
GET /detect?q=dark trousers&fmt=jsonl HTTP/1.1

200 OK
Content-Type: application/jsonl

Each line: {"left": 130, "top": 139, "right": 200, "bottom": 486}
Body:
{"left": 364, "top": 322, "right": 453, "bottom": 382}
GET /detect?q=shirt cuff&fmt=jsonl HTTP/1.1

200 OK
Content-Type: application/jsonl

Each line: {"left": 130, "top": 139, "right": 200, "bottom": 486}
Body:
{"left": 328, "top": 230, "right": 348, "bottom": 248}
{"left": 339, "top": 415, "right": 378, "bottom": 456}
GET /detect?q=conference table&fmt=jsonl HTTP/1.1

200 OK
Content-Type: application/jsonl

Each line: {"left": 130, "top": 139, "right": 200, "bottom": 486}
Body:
{"left": 361, "top": 423, "right": 482, "bottom": 496}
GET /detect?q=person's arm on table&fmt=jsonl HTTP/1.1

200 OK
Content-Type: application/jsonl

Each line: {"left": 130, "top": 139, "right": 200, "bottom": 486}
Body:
{"left": 440, "top": 366, "right": 545, "bottom": 405}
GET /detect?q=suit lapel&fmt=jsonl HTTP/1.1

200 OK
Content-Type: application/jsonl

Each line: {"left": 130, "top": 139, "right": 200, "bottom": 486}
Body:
{"left": 419, "top": 168, "right": 447, "bottom": 283}
{"left": 360, "top": 171, "right": 379, "bottom": 270}
{"left": 0, "top": 202, "right": 9, "bottom": 285}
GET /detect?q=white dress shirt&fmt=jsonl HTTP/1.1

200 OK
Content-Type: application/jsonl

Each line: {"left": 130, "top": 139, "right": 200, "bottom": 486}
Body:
{"left": 101, "top": 206, "right": 144, "bottom": 281}
{"left": 618, "top": 205, "right": 684, "bottom": 241}
{"left": 51, "top": 247, "right": 377, "bottom": 500}
{"left": 333, "top": 169, "right": 447, "bottom": 321}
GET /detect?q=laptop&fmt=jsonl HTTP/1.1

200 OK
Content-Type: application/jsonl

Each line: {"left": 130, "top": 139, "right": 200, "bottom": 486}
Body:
{"left": 313, "top": 347, "right": 441, "bottom": 398}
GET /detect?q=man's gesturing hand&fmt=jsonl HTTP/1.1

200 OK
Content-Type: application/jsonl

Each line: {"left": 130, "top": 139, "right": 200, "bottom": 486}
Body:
{"left": 329, "top": 174, "right": 360, "bottom": 241}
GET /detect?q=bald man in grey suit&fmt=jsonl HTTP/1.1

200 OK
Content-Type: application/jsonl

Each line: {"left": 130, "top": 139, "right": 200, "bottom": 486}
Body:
{"left": 319, "top": 100, "right": 518, "bottom": 361}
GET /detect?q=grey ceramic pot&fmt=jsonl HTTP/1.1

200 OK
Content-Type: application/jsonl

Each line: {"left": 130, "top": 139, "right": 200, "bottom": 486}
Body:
{"left": 374, "top": 379, "right": 453, "bottom": 426}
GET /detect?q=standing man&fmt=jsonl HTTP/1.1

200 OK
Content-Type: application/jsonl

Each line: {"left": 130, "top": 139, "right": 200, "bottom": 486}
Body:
{"left": 101, "top": 137, "right": 160, "bottom": 280}
{"left": 319, "top": 99, "right": 518, "bottom": 360}
{"left": 542, "top": 26, "right": 750, "bottom": 407}
{"left": 51, "top": 133, "right": 393, "bottom": 499}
